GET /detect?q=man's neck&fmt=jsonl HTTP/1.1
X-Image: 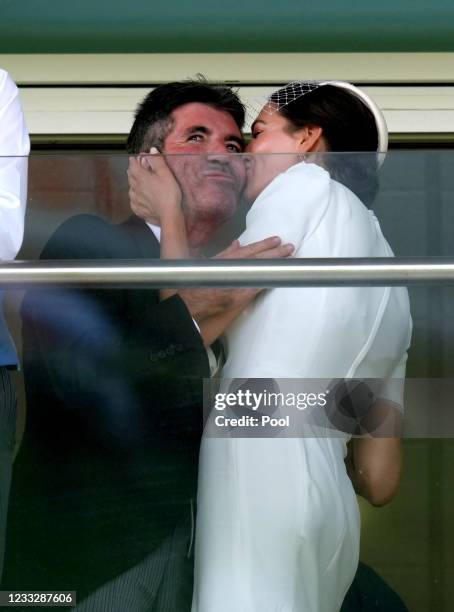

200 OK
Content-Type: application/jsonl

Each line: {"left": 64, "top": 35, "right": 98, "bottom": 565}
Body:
{"left": 186, "top": 215, "right": 223, "bottom": 251}
{"left": 145, "top": 218, "right": 205, "bottom": 256}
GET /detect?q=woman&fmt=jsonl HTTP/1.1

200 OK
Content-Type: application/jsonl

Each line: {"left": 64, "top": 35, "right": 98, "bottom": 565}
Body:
{"left": 129, "top": 81, "right": 412, "bottom": 611}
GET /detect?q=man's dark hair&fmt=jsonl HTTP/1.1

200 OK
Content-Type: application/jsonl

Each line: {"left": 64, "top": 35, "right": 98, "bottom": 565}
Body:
{"left": 126, "top": 78, "right": 245, "bottom": 154}
{"left": 271, "top": 84, "right": 380, "bottom": 205}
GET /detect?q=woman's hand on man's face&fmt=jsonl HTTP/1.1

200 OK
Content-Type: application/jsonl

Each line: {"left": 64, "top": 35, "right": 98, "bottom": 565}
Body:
{"left": 127, "top": 148, "right": 183, "bottom": 224}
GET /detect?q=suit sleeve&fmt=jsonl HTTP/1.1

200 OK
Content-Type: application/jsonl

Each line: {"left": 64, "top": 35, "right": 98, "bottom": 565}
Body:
{"left": 21, "top": 215, "right": 209, "bottom": 451}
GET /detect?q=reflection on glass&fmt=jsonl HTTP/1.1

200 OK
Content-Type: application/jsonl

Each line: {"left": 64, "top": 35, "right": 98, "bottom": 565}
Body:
{"left": 0, "top": 152, "right": 453, "bottom": 611}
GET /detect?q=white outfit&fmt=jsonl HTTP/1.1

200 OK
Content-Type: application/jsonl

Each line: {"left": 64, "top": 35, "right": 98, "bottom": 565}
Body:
{"left": 0, "top": 68, "right": 29, "bottom": 580}
{"left": 192, "top": 162, "right": 412, "bottom": 611}
{"left": 0, "top": 68, "right": 29, "bottom": 262}
{"left": 0, "top": 68, "right": 29, "bottom": 366}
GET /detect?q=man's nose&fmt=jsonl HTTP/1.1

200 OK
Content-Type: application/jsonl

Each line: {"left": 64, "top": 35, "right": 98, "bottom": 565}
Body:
{"left": 205, "top": 150, "right": 233, "bottom": 168}
{"left": 205, "top": 145, "right": 232, "bottom": 161}
{"left": 206, "top": 137, "right": 242, "bottom": 158}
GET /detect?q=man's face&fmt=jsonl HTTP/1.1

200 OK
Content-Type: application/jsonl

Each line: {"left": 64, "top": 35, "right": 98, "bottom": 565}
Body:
{"left": 162, "top": 103, "right": 246, "bottom": 231}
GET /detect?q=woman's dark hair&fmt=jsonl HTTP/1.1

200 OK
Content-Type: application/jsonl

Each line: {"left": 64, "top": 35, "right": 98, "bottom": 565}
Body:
{"left": 270, "top": 84, "right": 380, "bottom": 205}
{"left": 127, "top": 77, "right": 245, "bottom": 154}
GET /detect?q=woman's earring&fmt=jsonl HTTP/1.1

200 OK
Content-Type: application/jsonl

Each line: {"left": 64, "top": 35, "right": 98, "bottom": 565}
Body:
{"left": 298, "top": 153, "right": 306, "bottom": 162}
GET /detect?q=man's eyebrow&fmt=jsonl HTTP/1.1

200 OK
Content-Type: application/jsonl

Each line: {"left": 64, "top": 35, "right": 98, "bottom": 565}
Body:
{"left": 183, "top": 125, "right": 210, "bottom": 135}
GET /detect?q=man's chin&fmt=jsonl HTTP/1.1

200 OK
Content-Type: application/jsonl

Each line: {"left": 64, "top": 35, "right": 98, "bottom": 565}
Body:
{"left": 209, "top": 201, "right": 238, "bottom": 226}
{"left": 197, "top": 189, "right": 239, "bottom": 219}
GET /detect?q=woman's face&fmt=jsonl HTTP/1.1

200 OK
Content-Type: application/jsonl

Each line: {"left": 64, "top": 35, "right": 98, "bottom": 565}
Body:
{"left": 244, "top": 106, "right": 302, "bottom": 204}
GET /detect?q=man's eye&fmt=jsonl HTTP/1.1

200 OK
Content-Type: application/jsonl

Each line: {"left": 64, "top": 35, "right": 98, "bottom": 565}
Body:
{"left": 226, "top": 143, "right": 242, "bottom": 153}
{"left": 188, "top": 134, "right": 204, "bottom": 142}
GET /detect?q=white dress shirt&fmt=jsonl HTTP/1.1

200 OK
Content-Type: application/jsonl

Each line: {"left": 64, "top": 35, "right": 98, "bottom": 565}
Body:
{"left": 0, "top": 69, "right": 29, "bottom": 367}
{"left": 0, "top": 69, "right": 30, "bottom": 261}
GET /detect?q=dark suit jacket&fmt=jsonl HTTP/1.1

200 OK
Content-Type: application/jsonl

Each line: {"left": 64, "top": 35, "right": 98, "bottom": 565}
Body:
{"left": 341, "top": 562, "right": 409, "bottom": 611}
{"left": 4, "top": 214, "right": 209, "bottom": 601}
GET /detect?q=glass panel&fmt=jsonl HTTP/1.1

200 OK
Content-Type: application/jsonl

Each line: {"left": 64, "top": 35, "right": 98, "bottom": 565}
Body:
{"left": 1, "top": 151, "right": 454, "bottom": 611}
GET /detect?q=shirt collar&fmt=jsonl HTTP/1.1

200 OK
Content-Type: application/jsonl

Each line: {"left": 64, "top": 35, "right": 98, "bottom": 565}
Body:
{"left": 145, "top": 221, "right": 161, "bottom": 243}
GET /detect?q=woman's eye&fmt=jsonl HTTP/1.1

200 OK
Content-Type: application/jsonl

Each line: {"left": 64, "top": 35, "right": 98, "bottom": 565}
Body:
{"left": 252, "top": 131, "right": 262, "bottom": 139}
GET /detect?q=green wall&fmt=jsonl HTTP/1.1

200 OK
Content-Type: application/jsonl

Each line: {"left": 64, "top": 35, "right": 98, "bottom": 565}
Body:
{"left": 1, "top": 0, "right": 453, "bottom": 53}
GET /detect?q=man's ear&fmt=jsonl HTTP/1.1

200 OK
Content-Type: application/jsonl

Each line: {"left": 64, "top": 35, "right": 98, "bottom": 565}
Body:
{"left": 297, "top": 125, "right": 325, "bottom": 153}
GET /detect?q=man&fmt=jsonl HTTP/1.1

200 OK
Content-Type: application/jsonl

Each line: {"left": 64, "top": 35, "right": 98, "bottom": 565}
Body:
{"left": 0, "top": 68, "right": 29, "bottom": 580}
{"left": 4, "top": 80, "right": 292, "bottom": 609}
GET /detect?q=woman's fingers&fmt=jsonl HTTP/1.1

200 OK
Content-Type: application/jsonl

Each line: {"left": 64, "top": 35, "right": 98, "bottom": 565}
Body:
{"left": 127, "top": 149, "right": 183, "bottom": 222}
{"left": 215, "top": 236, "right": 294, "bottom": 260}
{"left": 147, "top": 147, "right": 178, "bottom": 182}
{"left": 128, "top": 159, "right": 158, "bottom": 222}
{"left": 127, "top": 157, "right": 147, "bottom": 188}
{"left": 214, "top": 239, "right": 240, "bottom": 259}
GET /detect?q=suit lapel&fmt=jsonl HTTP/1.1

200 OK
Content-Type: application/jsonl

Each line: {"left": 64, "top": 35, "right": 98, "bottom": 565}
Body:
{"left": 121, "top": 215, "right": 160, "bottom": 259}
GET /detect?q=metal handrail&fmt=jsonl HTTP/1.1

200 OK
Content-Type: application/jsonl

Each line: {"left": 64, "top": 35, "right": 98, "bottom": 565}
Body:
{"left": 1, "top": 258, "right": 454, "bottom": 288}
